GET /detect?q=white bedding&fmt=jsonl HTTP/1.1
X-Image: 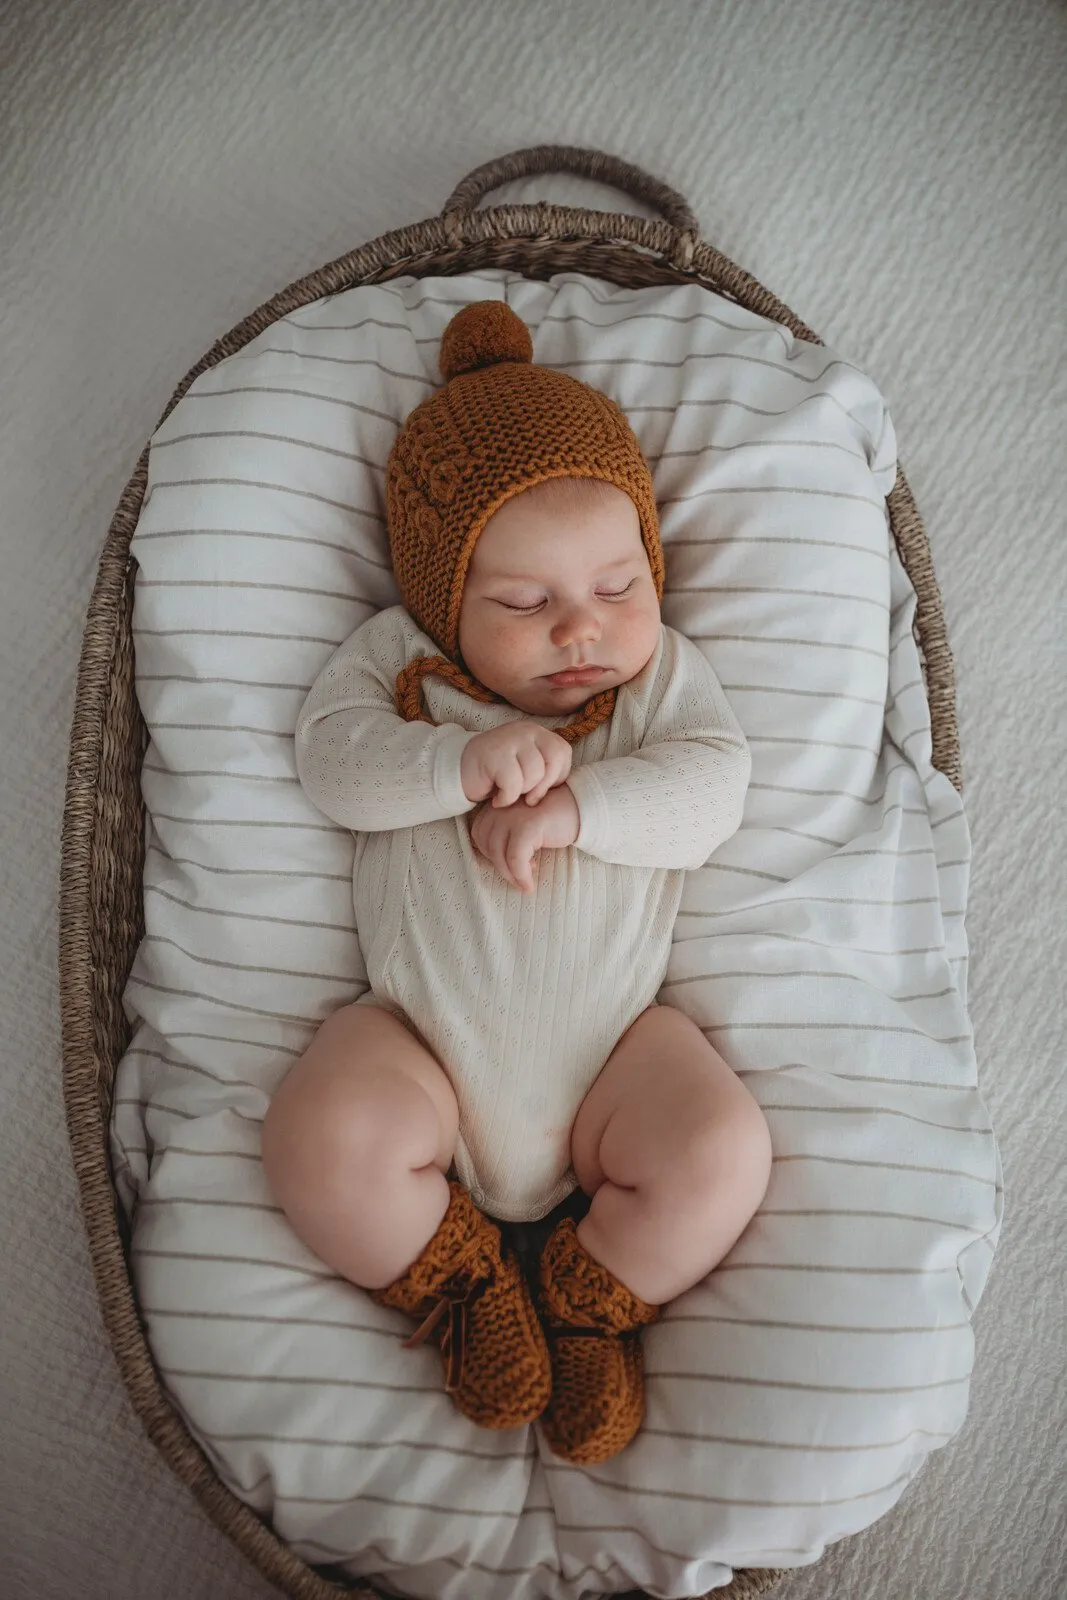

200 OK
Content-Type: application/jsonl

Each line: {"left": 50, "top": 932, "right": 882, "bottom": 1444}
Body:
{"left": 111, "top": 269, "right": 1001, "bottom": 1599}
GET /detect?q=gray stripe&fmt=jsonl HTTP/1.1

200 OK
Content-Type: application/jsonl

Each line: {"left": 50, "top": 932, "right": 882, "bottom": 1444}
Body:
{"left": 552, "top": 349, "right": 852, "bottom": 385}
{"left": 840, "top": 845, "right": 936, "bottom": 859}
{"left": 638, "top": 1424, "right": 954, "bottom": 1455}
{"left": 148, "top": 476, "right": 388, "bottom": 532}
{"left": 142, "top": 1144, "right": 261, "bottom": 1161}
{"left": 114, "top": 1097, "right": 195, "bottom": 1120}
{"left": 139, "top": 673, "right": 312, "bottom": 690}
{"left": 650, "top": 1371, "right": 966, "bottom": 1394}
{"left": 661, "top": 483, "right": 882, "bottom": 511}
{"left": 138, "top": 577, "right": 368, "bottom": 603}
{"left": 745, "top": 734, "right": 882, "bottom": 755}
{"left": 232, "top": 346, "right": 427, "bottom": 381}
{"left": 153, "top": 428, "right": 387, "bottom": 471}
{"left": 145, "top": 882, "right": 351, "bottom": 933}
{"left": 166, "top": 1029, "right": 303, "bottom": 1054}
{"left": 551, "top": 1524, "right": 813, "bottom": 1558}
{"left": 271, "top": 1488, "right": 541, "bottom": 1516}
{"left": 202, "top": 1425, "right": 531, "bottom": 1464}
{"left": 380, "top": 290, "right": 489, "bottom": 313}
{"left": 539, "top": 302, "right": 796, "bottom": 357}
{"left": 737, "top": 1069, "right": 968, "bottom": 1089}
{"left": 283, "top": 312, "right": 414, "bottom": 336}
{"left": 181, "top": 383, "right": 397, "bottom": 423}
{"left": 692, "top": 632, "right": 886, "bottom": 660}
{"left": 545, "top": 1464, "right": 912, "bottom": 1512}
{"left": 148, "top": 811, "right": 334, "bottom": 831}
{"left": 665, "top": 1313, "right": 969, "bottom": 1336}
{"left": 761, "top": 1103, "right": 989, "bottom": 1134}
{"left": 667, "top": 531, "right": 886, "bottom": 560}
{"left": 139, "top": 1196, "right": 281, "bottom": 1215}
{"left": 744, "top": 822, "right": 845, "bottom": 846}
{"left": 295, "top": 1534, "right": 607, "bottom": 1586}
{"left": 773, "top": 1151, "right": 993, "bottom": 1185}
{"left": 161, "top": 1364, "right": 437, "bottom": 1396}
{"left": 693, "top": 887, "right": 942, "bottom": 907}
{"left": 135, "top": 627, "right": 338, "bottom": 646}
{"left": 124, "top": 1045, "right": 265, "bottom": 1093}
{"left": 135, "top": 526, "right": 386, "bottom": 562}
{"left": 143, "top": 1307, "right": 391, "bottom": 1335}
{"left": 143, "top": 932, "right": 351, "bottom": 984}
{"left": 627, "top": 389, "right": 878, "bottom": 451}
{"left": 147, "top": 844, "right": 349, "bottom": 883}
{"left": 712, "top": 1262, "right": 956, "bottom": 1277}
{"left": 665, "top": 583, "right": 888, "bottom": 610}
{"left": 700, "top": 862, "right": 789, "bottom": 882}
{"left": 671, "top": 925, "right": 945, "bottom": 957}
{"left": 147, "top": 721, "right": 293, "bottom": 737}
{"left": 886, "top": 676, "right": 925, "bottom": 706}
{"left": 929, "top": 811, "right": 961, "bottom": 830}
{"left": 136, "top": 1249, "right": 331, "bottom": 1279}
{"left": 127, "top": 973, "right": 318, "bottom": 1024}
{"left": 144, "top": 764, "right": 298, "bottom": 785}
{"left": 719, "top": 680, "right": 884, "bottom": 706}
{"left": 758, "top": 1207, "right": 981, "bottom": 1232}
{"left": 706, "top": 1017, "right": 966, "bottom": 1040}
{"left": 658, "top": 436, "right": 865, "bottom": 462}
{"left": 938, "top": 859, "right": 970, "bottom": 869}
{"left": 661, "top": 968, "right": 957, "bottom": 1003}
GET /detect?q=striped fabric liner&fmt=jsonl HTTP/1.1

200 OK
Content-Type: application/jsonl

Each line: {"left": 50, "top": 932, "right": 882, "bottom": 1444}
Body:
{"left": 113, "top": 269, "right": 1000, "bottom": 1600}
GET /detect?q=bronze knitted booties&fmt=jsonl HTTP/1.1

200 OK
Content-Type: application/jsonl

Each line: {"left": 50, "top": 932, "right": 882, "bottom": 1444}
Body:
{"left": 537, "top": 1217, "right": 660, "bottom": 1465}
{"left": 372, "top": 1180, "right": 552, "bottom": 1430}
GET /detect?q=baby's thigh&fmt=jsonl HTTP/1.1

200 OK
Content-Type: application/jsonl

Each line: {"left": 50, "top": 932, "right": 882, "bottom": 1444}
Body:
{"left": 571, "top": 1005, "right": 770, "bottom": 1195}
{"left": 262, "top": 1002, "right": 460, "bottom": 1181}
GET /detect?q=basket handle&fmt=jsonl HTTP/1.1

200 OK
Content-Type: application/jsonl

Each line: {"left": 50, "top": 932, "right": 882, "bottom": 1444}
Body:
{"left": 441, "top": 144, "right": 700, "bottom": 235}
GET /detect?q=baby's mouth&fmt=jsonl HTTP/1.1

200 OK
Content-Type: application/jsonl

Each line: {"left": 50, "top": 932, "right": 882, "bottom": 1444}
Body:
{"left": 542, "top": 666, "right": 608, "bottom": 687}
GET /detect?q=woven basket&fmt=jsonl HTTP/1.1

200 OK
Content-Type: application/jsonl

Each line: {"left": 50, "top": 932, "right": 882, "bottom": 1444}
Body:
{"left": 59, "top": 145, "right": 960, "bottom": 1600}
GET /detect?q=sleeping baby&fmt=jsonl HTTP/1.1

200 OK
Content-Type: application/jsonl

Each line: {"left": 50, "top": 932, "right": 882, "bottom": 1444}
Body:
{"left": 262, "top": 301, "right": 772, "bottom": 1466}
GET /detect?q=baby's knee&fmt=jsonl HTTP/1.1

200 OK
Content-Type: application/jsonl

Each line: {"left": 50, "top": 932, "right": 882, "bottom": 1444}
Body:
{"left": 674, "top": 1085, "right": 772, "bottom": 1216}
{"left": 263, "top": 1058, "right": 439, "bottom": 1195}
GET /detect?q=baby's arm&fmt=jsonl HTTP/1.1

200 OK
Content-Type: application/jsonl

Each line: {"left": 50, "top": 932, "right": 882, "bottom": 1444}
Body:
{"left": 566, "top": 628, "right": 751, "bottom": 870}
{"left": 297, "top": 609, "right": 574, "bottom": 831}
{"left": 296, "top": 611, "right": 476, "bottom": 831}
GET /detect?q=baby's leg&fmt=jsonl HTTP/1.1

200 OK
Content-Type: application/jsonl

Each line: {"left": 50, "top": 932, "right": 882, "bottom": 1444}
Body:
{"left": 261, "top": 1003, "right": 459, "bottom": 1291}
{"left": 570, "top": 1006, "right": 772, "bottom": 1305}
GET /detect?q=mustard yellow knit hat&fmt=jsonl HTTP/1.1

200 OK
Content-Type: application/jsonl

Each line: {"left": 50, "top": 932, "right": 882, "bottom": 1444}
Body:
{"left": 386, "top": 301, "right": 663, "bottom": 739}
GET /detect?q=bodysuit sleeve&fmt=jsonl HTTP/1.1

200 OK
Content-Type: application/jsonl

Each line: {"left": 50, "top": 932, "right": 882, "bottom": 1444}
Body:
{"left": 295, "top": 607, "right": 475, "bottom": 831}
{"left": 566, "top": 627, "right": 751, "bottom": 870}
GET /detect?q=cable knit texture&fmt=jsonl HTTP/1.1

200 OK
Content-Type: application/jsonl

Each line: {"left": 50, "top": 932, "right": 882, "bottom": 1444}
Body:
{"left": 372, "top": 1180, "right": 551, "bottom": 1429}
{"left": 385, "top": 300, "right": 664, "bottom": 741}
{"left": 538, "top": 1217, "right": 660, "bottom": 1465}
{"left": 296, "top": 605, "right": 751, "bottom": 1221}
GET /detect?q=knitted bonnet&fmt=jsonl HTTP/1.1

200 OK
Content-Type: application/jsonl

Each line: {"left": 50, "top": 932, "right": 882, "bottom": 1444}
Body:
{"left": 386, "top": 300, "right": 664, "bottom": 741}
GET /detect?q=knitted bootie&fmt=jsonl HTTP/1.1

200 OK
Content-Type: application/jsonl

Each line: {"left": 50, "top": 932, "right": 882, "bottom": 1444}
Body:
{"left": 372, "top": 1180, "right": 552, "bottom": 1430}
{"left": 538, "top": 1217, "right": 660, "bottom": 1465}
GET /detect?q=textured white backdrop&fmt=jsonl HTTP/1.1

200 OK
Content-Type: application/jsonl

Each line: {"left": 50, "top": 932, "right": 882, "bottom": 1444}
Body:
{"left": 1, "top": 2, "right": 1063, "bottom": 1598}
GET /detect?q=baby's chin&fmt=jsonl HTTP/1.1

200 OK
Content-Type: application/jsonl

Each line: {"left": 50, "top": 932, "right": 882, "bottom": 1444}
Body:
{"left": 501, "top": 677, "right": 619, "bottom": 718}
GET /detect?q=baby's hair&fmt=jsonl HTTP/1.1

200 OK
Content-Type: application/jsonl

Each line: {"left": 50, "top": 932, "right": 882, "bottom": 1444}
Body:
{"left": 520, "top": 475, "right": 627, "bottom": 510}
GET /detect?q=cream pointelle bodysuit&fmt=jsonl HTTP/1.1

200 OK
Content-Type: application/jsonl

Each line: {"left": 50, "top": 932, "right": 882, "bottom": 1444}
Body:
{"left": 296, "top": 605, "right": 750, "bottom": 1221}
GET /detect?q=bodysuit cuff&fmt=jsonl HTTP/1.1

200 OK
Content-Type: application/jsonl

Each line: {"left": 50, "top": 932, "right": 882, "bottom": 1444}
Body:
{"left": 431, "top": 726, "right": 477, "bottom": 815}
{"left": 567, "top": 765, "right": 611, "bottom": 857}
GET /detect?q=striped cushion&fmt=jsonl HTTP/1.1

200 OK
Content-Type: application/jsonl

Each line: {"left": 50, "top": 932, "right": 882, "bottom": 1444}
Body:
{"left": 113, "top": 269, "right": 1000, "bottom": 1598}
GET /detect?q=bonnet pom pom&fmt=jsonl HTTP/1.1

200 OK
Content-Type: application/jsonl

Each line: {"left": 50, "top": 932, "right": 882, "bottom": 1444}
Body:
{"left": 439, "top": 302, "right": 533, "bottom": 381}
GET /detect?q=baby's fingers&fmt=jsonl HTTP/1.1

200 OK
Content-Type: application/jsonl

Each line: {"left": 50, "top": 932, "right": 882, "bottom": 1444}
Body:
{"left": 491, "top": 756, "right": 525, "bottom": 809}
{"left": 505, "top": 834, "right": 537, "bottom": 893}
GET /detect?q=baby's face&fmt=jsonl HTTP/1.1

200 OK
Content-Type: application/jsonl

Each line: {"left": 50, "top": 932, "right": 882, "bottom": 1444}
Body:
{"left": 457, "top": 479, "right": 661, "bottom": 717}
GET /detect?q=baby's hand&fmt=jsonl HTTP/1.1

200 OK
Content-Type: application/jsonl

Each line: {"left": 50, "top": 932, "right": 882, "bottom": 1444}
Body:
{"left": 469, "top": 785, "right": 581, "bottom": 892}
{"left": 460, "top": 722, "right": 572, "bottom": 809}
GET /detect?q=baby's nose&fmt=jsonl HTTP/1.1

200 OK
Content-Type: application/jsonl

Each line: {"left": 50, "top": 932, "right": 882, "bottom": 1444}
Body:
{"left": 550, "top": 604, "right": 602, "bottom": 648}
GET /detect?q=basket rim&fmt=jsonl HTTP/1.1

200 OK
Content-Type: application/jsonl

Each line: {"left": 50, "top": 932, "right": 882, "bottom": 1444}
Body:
{"left": 59, "top": 181, "right": 960, "bottom": 1600}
